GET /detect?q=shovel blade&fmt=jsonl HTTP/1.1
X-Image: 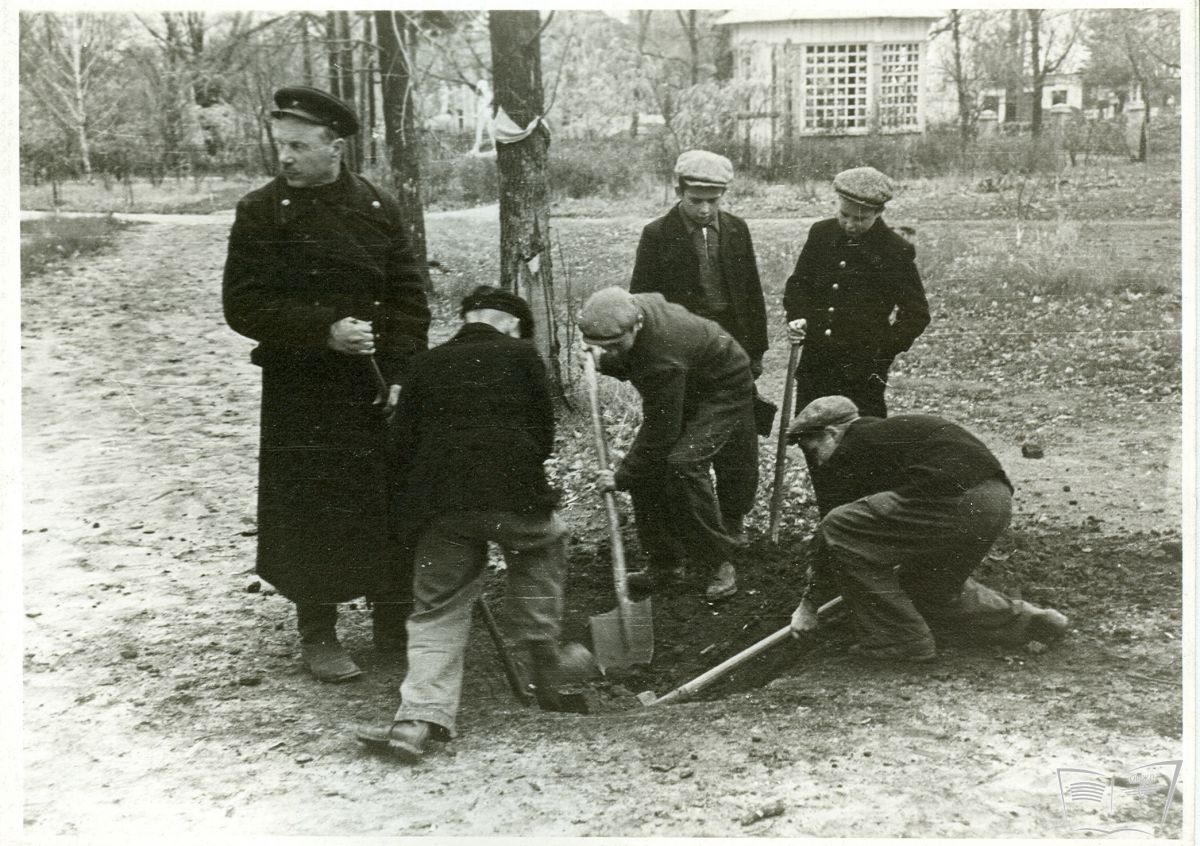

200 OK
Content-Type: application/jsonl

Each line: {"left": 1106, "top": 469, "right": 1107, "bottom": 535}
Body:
{"left": 589, "top": 597, "right": 654, "bottom": 672}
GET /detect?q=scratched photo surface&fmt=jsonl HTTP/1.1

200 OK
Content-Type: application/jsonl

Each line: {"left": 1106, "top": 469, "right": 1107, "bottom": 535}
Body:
{"left": 13, "top": 2, "right": 1193, "bottom": 842}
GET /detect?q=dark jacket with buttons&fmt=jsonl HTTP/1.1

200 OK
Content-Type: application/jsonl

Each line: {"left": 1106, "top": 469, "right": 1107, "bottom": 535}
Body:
{"left": 630, "top": 206, "right": 768, "bottom": 363}
{"left": 393, "top": 322, "right": 560, "bottom": 530}
{"left": 222, "top": 167, "right": 431, "bottom": 603}
{"left": 223, "top": 167, "right": 430, "bottom": 381}
{"left": 783, "top": 217, "right": 929, "bottom": 361}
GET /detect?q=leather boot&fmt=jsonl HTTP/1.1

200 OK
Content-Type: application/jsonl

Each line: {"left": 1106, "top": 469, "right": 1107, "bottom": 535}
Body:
{"left": 527, "top": 641, "right": 596, "bottom": 713}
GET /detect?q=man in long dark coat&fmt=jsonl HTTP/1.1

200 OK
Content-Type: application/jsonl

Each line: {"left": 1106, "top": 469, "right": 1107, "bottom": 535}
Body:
{"left": 786, "top": 396, "right": 1069, "bottom": 662}
{"left": 355, "top": 287, "right": 594, "bottom": 763}
{"left": 629, "top": 149, "right": 768, "bottom": 541}
{"left": 783, "top": 167, "right": 930, "bottom": 418}
{"left": 223, "top": 86, "right": 430, "bottom": 682}
{"left": 580, "top": 287, "right": 757, "bottom": 602}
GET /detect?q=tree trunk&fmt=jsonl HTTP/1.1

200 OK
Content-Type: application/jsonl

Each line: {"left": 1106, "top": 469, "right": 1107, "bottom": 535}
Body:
{"left": 374, "top": 10, "right": 431, "bottom": 290}
{"left": 678, "top": 10, "right": 700, "bottom": 86}
{"left": 1028, "top": 10, "right": 1043, "bottom": 136}
{"left": 488, "top": 11, "right": 561, "bottom": 383}
{"left": 66, "top": 14, "right": 93, "bottom": 180}
{"left": 334, "top": 11, "right": 361, "bottom": 172}
{"left": 950, "top": 11, "right": 972, "bottom": 150}
{"left": 299, "top": 15, "right": 314, "bottom": 86}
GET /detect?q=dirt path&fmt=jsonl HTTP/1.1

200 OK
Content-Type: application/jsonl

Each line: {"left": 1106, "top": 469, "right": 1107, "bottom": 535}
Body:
{"left": 18, "top": 219, "right": 1186, "bottom": 839}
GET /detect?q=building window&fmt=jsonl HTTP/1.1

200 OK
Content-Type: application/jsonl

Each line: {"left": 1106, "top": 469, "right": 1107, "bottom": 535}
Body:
{"left": 803, "top": 43, "right": 868, "bottom": 131}
{"left": 981, "top": 94, "right": 1000, "bottom": 113}
{"left": 879, "top": 42, "right": 921, "bottom": 131}
{"left": 1051, "top": 89, "right": 1068, "bottom": 106}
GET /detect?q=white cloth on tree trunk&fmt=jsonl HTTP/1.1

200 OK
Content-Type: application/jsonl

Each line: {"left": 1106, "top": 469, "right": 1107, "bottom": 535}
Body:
{"left": 493, "top": 106, "right": 550, "bottom": 144}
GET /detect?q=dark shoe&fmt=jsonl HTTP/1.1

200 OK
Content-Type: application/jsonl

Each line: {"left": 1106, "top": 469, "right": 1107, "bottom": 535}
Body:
{"left": 627, "top": 565, "right": 685, "bottom": 600}
{"left": 355, "top": 719, "right": 432, "bottom": 763}
{"left": 301, "top": 641, "right": 363, "bottom": 683}
{"left": 848, "top": 641, "right": 937, "bottom": 663}
{"left": 705, "top": 562, "right": 737, "bottom": 602}
{"left": 528, "top": 641, "right": 597, "bottom": 714}
{"left": 1025, "top": 608, "right": 1069, "bottom": 646}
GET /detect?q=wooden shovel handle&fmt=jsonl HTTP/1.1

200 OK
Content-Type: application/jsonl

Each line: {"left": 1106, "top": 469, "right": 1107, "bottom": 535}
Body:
{"left": 477, "top": 597, "right": 534, "bottom": 704}
{"left": 768, "top": 342, "right": 803, "bottom": 543}
{"left": 582, "top": 352, "right": 633, "bottom": 612}
{"left": 649, "top": 596, "right": 843, "bottom": 706}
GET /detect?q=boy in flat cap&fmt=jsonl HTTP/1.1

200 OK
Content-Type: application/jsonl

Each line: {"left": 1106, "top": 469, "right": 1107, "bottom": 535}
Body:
{"left": 579, "top": 287, "right": 757, "bottom": 602}
{"left": 223, "top": 85, "right": 431, "bottom": 683}
{"left": 783, "top": 166, "right": 930, "bottom": 419}
{"left": 786, "top": 396, "right": 1069, "bottom": 662}
{"left": 356, "top": 287, "right": 594, "bottom": 762}
{"left": 628, "top": 149, "right": 768, "bottom": 542}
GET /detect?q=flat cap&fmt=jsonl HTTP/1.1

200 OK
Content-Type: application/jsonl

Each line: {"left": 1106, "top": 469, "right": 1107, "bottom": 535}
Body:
{"left": 833, "top": 166, "right": 894, "bottom": 208}
{"left": 460, "top": 285, "right": 534, "bottom": 339}
{"left": 577, "top": 287, "right": 641, "bottom": 341}
{"left": 272, "top": 86, "right": 359, "bottom": 137}
{"left": 788, "top": 396, "right": 861, "bottom": 441}
{"left": 674, "top": 149, "right": 733, "bottom": 189}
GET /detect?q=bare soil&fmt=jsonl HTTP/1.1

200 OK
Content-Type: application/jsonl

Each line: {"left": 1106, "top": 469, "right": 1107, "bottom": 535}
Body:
{"left": 19, "top": 214, "right": 1185, "bottom": 839}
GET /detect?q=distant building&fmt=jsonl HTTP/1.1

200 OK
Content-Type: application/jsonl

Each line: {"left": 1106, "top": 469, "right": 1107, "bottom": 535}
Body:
{"left": 716, "top": 9, "right": 943, "bottom": 161}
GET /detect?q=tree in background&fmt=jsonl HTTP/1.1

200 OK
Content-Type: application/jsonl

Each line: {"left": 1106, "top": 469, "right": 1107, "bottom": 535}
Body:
{"left": 18, "top": 12, "right": 129, "bottom": 180}
{"left": 1084, "top": 8, "right": 1181, "bottom": 162}
{"left": 488, "top": 10, "right": 560, "bottom": 382}
{"left": 1026, "top": 10, "right": 1082, "bottom": 137}
{"left": 932, "top": 10, "right": 988, "bottom": 149}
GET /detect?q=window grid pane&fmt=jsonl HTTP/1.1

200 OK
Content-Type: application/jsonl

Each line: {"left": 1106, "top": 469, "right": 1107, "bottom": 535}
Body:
{"left": 804, "top": 43, "right": 868, "bottom": 131}
{"left": 880, "top": 42, "right": 920, "bottom": 130}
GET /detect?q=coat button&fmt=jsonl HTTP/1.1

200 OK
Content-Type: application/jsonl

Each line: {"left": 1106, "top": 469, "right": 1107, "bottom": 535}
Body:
{"left": 371, "top": 200, "right": 381, "bottom": 209}
{"left": 824, "top": 329, "right": 832, "bottom": 337}
{"left": 838, "top": 260, "right": 846, "bottom": 269}
{"left": 831, "top": 283, "right": 839, "bottom": 291}
{"left": 281, "top": 198, "right": 290, "bottom": 206}
{"left": 828, "top": 306, "right": 835, "bottom": 313}
{"left": 373, "top": 300, "right": 381, "bottom": 307}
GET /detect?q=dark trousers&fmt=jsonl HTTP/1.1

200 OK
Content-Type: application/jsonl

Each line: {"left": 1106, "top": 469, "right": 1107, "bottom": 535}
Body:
{"left": 818, "top": 478, "right": 1045, "bottom": 649}
{"left": 626, "top": 401, "right": 757, "bottom": 572}
{"left": 795, "top": 350, "right": 893, "bottom": 419}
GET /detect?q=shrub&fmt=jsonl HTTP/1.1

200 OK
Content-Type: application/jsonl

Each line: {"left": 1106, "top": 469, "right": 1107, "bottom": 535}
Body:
{"left": 548, "top": 137, "right": 653, "bottom": 199}
{"left": 21, "top": 216, "right": 131, "bottom": 280}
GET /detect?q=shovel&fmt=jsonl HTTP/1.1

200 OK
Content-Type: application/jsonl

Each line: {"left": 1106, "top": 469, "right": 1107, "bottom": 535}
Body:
{"left": 768, "top": 341, "right": 803, "bottom": 543}
{"left": 636, "top": 596, "right": 843, "bottom": 706}
{"left": 582, "top": 351, "right": 654, "bottom": 672}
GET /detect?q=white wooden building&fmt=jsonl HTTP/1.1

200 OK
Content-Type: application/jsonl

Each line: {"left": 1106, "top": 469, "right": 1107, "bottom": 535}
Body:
{"left": 716, "top": 10, "right": 943, "bottom": 159}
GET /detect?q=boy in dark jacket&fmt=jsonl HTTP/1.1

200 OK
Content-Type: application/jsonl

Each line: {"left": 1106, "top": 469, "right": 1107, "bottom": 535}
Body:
{"left": 786, "top": 396, "right": 1068, "bottom": 662}
{"left": 783, "top": 167, "right": 929, "bottom": 418}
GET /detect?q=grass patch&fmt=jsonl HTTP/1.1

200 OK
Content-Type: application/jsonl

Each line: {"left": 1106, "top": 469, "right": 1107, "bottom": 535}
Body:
{"left": 20, "top": 175, "right": 257, "bottom": 215}
{"left": 20, "top": 216, "right": 132, "bottom": 280}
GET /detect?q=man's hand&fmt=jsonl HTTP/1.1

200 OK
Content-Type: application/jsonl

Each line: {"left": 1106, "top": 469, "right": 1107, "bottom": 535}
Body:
{"left": 790, "top": 598, "right": 820, "bottom": 638}
{"left": 786, "top": 318, "right": 807, "bottom": 345}
{"left": 595, "top": 469, "right": 617, "bottom": 492}
{"left": 750, "top": 357, "right": 764, "bottom": 379}
{"left": 328, "top": 317, "right": 375, "bottom": 355}
{"left": 374, "top": 383, "right": 401, "bottom": 419}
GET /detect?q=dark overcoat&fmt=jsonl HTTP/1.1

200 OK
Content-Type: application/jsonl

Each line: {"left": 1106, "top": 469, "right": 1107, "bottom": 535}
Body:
{"left": 782, "top": 217, "right": 930, "bottom": 416}
{"left": 630, "top": 206, "right": 769, "bottom": 363}
{"left": 223, "top": 167, "right": 430, "bottom": 603}
{"left": 392, "top": 323, "right": 559, "bottom": 530}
